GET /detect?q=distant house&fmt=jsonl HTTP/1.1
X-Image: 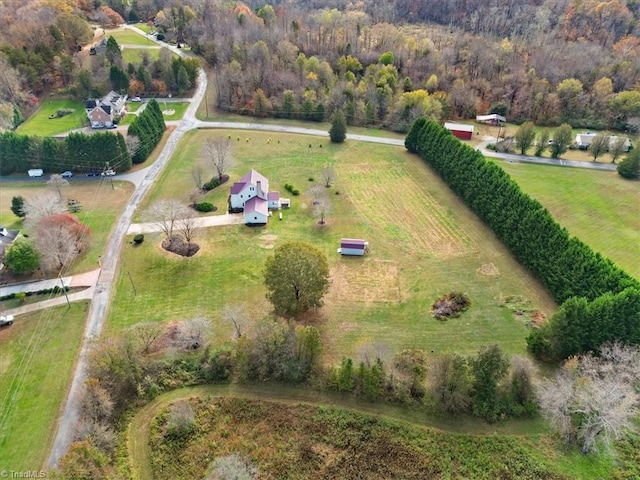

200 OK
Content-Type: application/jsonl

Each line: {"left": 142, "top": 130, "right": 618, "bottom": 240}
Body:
{"left": 575, "top": 132, "right": 631, "bottom": 152}
{"left": 444, "top": 122, "right": 474, "bottom": 140}
{"left": 85, "top": 91, "right": 127, "bottom": 128}
{"left": 229, "top": 169, "right": 280, "bottom": 225}
{"left": 337, "top": 238, "right": 368, "bottom": 256}
{"left": 0, "top": 227, "right": 20, "bottom": 271}
{"left": 476, "top": 114, "right": 506, "bottom": 125}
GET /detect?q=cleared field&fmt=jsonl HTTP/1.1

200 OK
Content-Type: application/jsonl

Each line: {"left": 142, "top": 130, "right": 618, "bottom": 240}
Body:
{"left": 497, "top": 160, "right": 640, "bottom": 278}
{"left": 122, "top": 46, "right": 162, "bottom": 65}
{"left": 106, "top": 28, "right": 153, "bottom": 46}
{"left": 17, "top": 99, "right": 87, "bottom": 137}
{"left": 0, "top": 180, "right": 134, "bottom": 276}
{"left": 0, "top": 302, "right": 89, "bottom": 469}
{"left": 112, "top": 129, "right": 557, "bottom": 360}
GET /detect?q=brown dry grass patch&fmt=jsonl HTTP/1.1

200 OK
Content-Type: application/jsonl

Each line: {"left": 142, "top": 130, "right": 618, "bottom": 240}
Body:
{"left": 477, "top": 263, "right": 500, "bottom": 276}
{"left": 327, "top": 259, "right": 401, "bottom": 303}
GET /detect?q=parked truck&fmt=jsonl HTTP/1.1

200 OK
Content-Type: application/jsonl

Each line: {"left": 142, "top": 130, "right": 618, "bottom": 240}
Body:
{"left": 28, "top": 169, "right": 44, "bottom": 177}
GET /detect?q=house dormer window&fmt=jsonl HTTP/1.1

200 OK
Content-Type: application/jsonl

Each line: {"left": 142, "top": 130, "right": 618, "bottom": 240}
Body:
{"left": 250, "top": 187, "right": 254, "bottom": 191}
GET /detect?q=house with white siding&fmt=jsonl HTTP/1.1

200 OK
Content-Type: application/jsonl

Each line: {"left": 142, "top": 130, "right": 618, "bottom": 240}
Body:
{"left": 229, "top": 169, "right": 280, "bottom": 225}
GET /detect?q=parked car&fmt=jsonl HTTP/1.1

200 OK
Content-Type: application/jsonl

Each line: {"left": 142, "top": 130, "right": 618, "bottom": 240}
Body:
{"left": 0, "top": 315, "right": 14, "bottom": 327}
{"left": 85, "top": 171, "right": 99, "bottom": 177}
{"left": 131, "top": 96, "right": 142, "bottom": 102}
{"left": 102, "top": 169, "right": 116, "bottom": 176}
{"left": 61, "top": 171, "right": 73, "bottom": 178}
{"left": 28, "top": 169, "right": 43, "bottom": 177}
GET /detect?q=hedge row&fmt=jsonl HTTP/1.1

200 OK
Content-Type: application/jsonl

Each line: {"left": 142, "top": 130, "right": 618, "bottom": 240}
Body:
{"left": 0, "top": 131, "right": 131, "bottom": 175}
{"left": 0, "top": 285, "right": 70, "bottom": 301}
{"left": 127, "top": 98, "right": 166, "bottom": 164}
{"left": 406, "top": 119, "right": 640, "bottom": 359}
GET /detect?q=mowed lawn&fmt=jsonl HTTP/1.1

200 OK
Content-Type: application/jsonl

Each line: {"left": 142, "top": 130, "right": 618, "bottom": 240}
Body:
{"left": 0, "top": 302, "right": 89, "bottom": 469}
{"left": 497, "top": 160, "right": 640, "bottom": 279}
{"left": 17, "top": 99, "right": 87, "bottom": 137}
{"left": 122, "top": 46, "right": 162, "bottom": 65}
{"left": 107, "top": 27, "right": 154, "bottom": 47}
{"left": 112, "top": 130, "right": 558, "bottom": 362}
{"left": 0, "top": 180, "right": 134, "bottom": 275}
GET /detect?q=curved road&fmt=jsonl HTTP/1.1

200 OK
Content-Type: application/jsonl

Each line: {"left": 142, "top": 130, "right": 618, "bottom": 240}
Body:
{"left": 46, "top": 24, "right": 621, "bottom": 468}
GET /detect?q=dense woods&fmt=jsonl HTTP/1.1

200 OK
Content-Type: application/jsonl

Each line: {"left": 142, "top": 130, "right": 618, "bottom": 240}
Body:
{"left": 2, "top": 0, "right": 640, "bottom": 133}
{"left": 406, "top": 119, "right": 640, "bottom": 361}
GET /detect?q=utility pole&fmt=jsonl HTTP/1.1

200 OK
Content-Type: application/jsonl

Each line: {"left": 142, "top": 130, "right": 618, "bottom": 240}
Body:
{"left": 59, "top": 275, "right": 70, "bottom": 308}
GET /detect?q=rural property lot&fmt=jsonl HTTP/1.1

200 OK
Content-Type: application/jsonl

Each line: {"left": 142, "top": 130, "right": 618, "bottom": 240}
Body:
{"left": 110, "top": 129, "right": 557, "bottom": 360}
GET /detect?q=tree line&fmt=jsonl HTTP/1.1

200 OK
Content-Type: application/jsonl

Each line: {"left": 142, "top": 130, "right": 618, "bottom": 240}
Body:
{"left": 405, "top": 119, "right": 640, "bottom": 361}
{"left": 127, "top": 98, "right": 166, "bottom": 164}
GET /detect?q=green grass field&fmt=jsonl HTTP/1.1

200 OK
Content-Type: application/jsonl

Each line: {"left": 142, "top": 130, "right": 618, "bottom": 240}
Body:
{"left": 111, "top": 129, "right": 557, "bottom": 363}
{"left": 17, "top": 99, "right": 87, "bottom": 137}
{"left": 122, "top": 46, "right": 162, "bottom": 65}
{"left": 157, "top": 101, "right": 189, "bottom": 121}
{"left": 135, "top": 22, "right": 153, "bottom": 34}
{"left": 0, "top": 302, "right": 89, "bottom": 469}
{"left": 497, "top": 160, "right": 640, "bottom": 278}
{"left": 107, "top": 28, "right": 154, "bottom": 46}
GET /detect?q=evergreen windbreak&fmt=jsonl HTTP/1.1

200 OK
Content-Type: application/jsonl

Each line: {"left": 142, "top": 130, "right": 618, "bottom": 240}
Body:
{"left": 406, "top": 119, "right": 640, "bottom": 359}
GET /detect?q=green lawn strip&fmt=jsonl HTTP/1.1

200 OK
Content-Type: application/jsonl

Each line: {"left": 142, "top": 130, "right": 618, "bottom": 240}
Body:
{"left": 121, "top": 46, "right": 161, "bottom": 65}
{"left": 17, "top": 99, "right": 87, "bottom": 137}
{"left": 497, "top": 161, "right": 640, "bottom": 278}
{"left": 134, "top": 22, "right": 153, "bottom": 34}
{"left": 106, "top": 28, "right": 152, "bottom": 46}
{"left": 113, "top": 129, "right": 556, "bottom": 363}
{"left": 128, "top": 385, "right": 612, "bottom": 480}
{"left": 157, "top": 101, "right": 189, "bottom": 121}
{"left": 0, "top": 302, "right": 89, "bottom": 469}
{"left": 126, "top": 102, "right": 143, "bottom": 113}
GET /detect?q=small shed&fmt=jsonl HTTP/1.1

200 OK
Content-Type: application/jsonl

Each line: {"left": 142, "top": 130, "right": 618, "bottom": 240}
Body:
{"left": 338, "top": 238, "right": 368, "bottom": 256}
{"left": 476, "top": 114, "right": 506, "bottom": 125}
{"left": 280, "top": 198, "right": 291, "bottom": 209}
{"left": 444, "top": 122, "right": 474, "bottom": 140}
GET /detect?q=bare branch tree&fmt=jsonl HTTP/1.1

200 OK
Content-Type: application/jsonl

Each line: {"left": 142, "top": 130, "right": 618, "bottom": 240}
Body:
{"left": 35, "top": 215, "right": 89, "bottom": 273}
{"left": 144, "top": 199, "right": 184, "bottom": 239}
{"left": 129, "top": 321, "right": 164, "bottom": 354}
{"left": 202, "top": 137, "right": 235, "bottom": 181}
{"left": 313, "top": 195, "right": 332, "bottom": 225}
{"left": 191, "top": 161, "right": 206, "bottom": 190}
{"left": 588, "top": 133, "right": 608, "bottom": 162}
{"left": 188, "top": 188, "right": 205, "bottom": 207}
{"left": 47, "top": 174, "right": 70, "bottom": 200}
{"left": 176, "top": 207, "right": 198, "bottom": 244}
{"left": 207, "top": 454, "right": 259, "bottom": 480}
{"left": 23, "top": 192, "right": 66, "bottom": 231}
{"left": 321, "top": 166, "right": 337, "bottom": 188}
{"left": 538, "top": 343, "right": 640, "bottom": 453}
{"left": 173, "top": 316, "right": 212, "bottom": 349}
{"left": 222, "top": 304, "right": 249, "bottom": 340}
{"left": 125, "top": 135, "right": 141, "bottom": 157}
{"left": 609, "top": 136, "right": 628, "bottom": 164}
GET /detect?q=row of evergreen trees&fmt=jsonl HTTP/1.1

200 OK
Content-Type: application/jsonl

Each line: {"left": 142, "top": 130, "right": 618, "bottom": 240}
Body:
{"left": 127, "top": 99, "right": 166, "bottom": 164}
{"left": 0, "top": 130, "right": 131, "bottom": 175}
{"left": 405, "top": 119, "right": 640, "bottom": 360}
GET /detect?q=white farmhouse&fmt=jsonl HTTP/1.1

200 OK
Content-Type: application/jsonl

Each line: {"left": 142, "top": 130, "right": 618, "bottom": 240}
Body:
{"left": 229, "top": 169, "right": 280, "bottom": 225}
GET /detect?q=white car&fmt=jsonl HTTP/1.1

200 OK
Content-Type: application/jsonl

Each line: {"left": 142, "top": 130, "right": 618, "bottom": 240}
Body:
{"left": 102, "top": 169, "right": 116, "bottom": 176}
{"left": 0, "top": 315, "right": 14, "bottom": 327}
{"left": 131, "top": 96, "right": 142, "bottom": 102}
{"left": 61, "top": 171, "right": 73, "bottom": 178}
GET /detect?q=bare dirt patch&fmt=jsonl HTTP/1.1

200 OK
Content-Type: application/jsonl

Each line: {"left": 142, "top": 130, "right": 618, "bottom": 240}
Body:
{"left": 259, "top": 234, "right": 278, "bottom": 249}
{"left": 477, "top": 263, "right": 500, "bottom": 276}
{"left": 162, "top": 109, "right": 175, "bottom": 115}
{"left": 327, "top": 259, "right": 401, "bottom": 303}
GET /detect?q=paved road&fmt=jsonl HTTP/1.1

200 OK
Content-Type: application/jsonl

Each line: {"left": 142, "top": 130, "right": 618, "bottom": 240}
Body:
{"left": 46, "top": 35, "right": 206, "bottom": 467}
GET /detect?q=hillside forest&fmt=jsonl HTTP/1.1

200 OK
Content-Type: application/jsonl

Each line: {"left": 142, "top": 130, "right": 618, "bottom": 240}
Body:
{"left": 1, "top": 0, "right": 640, "bottom": 134}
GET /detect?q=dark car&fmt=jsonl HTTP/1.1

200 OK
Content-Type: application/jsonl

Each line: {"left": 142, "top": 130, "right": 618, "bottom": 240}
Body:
{"left": 85, "top": 171, "right": 99, "bottom": 177}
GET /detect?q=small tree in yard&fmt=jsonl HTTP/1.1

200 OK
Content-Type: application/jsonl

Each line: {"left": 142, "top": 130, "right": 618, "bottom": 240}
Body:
{"left": 550, "top": 123, "right": 573, "bottom": 158}
{"left": 222, "top": 304, "right": 249, "bottom": 340}
{"left": 321, "top": 166, "right": 336, "bottom": 187}
{"left": 202, "top": 137, "right": 234, "bottom": 181}
{"left": 308, "top": 185, "right": 332, "bottom": 225}
{"left": 23, "top": 192, "right": 66, "bottom": 231}
{"left": 329, "top": 109, "right": 347, "bottom": 143}
{"left": 145, "top": 199, "right": 183, "bottom": 239}
{"left": 430, "top": 353, "right": 472, "bottom": 414}
{"left": 36, "top": 213, "right": 90, "bottom": 272}
{"left": 11, "top": 196, "right": 26, "bottom": 218}
{"left": 617, "top": 148, "right": 640, "bottom": 179}
{"left": 264, "top": 242, "right": 330, "bottom": 318}
{"left": 534, "top": 128, "right": 550, "bottom": 156}
{"left": 471, "top": 344, "right": 510, "bottom": 422}
{"left": 515, "top": 121, "right": 536, "bottom": 154}
{"left": 4, "top": 238, "right": 40, "bottom": 274}
{"left": 48, "top": 174, "right": 70, "bottom": 200}
{"left": 588, "top": 133, "right": 609, "bottom": 162}
{"left": 609, "top": 136, "right": 628, "bottom": 164}
{"left": 165, "top": 400, "right": 196, "bottom": 440}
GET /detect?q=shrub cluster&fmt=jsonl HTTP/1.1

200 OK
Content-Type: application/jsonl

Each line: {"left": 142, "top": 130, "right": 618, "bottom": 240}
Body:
{"left": 0, "top": 131, "right": 131, "bottom": 176}
{"left": 127, "top": 99, "right": 166, "bottom": 164}
{"left": 406, "top": 119, "right": 640, "bottom": 360}
{"left": 133, "top": 234, "right": 144, "bottom": 244}
{"left": 194, "top": 202, "right": 214, "bottom": 212}
{"left": 284, "top": 183, "right": 300, "bottom": 196}
{"left": 431, "top": 291, "right": 471, "bottom": 320}
{"left": 203, "top": 178, "right": 222, "bottom": 191}
{"left": 0, "top": 285, "right": 70, "bottom": 301}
